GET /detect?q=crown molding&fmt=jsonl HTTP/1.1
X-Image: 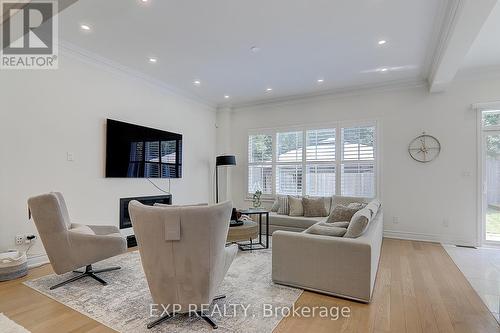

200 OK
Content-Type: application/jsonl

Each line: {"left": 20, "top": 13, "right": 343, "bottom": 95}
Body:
{"left": 230, "top": 77, "right": 428, "bottom": 110}
{"left": 57, "top": 40, "right": 217, "bottom": 111}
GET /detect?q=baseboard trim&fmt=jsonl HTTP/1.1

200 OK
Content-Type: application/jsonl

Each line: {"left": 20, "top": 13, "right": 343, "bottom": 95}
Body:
{"left": 27, "top": 254, "right": 49, "bottom": 269}
{"left": 383, "top": 230, "right": 475, "bottom": 247}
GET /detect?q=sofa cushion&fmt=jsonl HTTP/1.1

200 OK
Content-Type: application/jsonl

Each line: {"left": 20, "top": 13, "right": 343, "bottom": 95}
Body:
{"left": 328, "top": 221, "right": 350, "bottom": 228}
{"left": 305, "top": 223, "right": 347, "bottom": 237}
{"left": 326, "top": 205, "right": 360, "bottom": 223}
{"left": 344, "top": 208, "right": 371, "bottom": 238}
{"left": 270, "top": 198, "right": 280, "bottom": 212}
{"left": 277, "top": 196, "right": 289, "bottom": 215}
{"left": 269, "top": 212, "right": 323, "bottom": 230}
{"left": 330, "top": 195, "right": 370, "bottom": 213}
{"left": 303, "top": 197, "right": 328, "bottom": 217}
{"left": 288, "top": 196, "right": 304, "bottom": 216}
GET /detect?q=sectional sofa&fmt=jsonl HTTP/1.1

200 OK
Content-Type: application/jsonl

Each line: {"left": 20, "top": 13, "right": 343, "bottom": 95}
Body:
{"left": 271, "top": 195, "right": 383, "bottom": 302}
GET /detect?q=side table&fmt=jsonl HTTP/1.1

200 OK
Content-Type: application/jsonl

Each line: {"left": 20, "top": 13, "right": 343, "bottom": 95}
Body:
{"left": 237, "top": 208, "right": 269, "bottom": 251}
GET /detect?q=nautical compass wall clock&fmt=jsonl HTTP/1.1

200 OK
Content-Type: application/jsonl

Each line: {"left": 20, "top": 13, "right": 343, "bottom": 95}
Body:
{"left": 408, "top": 132, "right": 441, "bottom": 163}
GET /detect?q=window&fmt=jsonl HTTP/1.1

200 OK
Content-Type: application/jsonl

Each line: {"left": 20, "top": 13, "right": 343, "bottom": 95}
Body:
{"left": 247, "top": 122, "right": 377, "bottom": 198}
{"left": 276, "top": 131, "right": 303, "bottom": 195}
{"left": 483, "top": 110, "right": 500, "bottom": 127}
{"left": 341, "top": 126, "right": 375, "bottom": 197}
{"left": 305, "top": 128, "right": 336, "bottom": 196}
{"left": 248, "top": 134, "right": 273, "bottom": 194}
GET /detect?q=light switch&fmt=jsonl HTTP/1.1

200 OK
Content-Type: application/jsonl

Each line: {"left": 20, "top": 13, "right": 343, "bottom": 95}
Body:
{"left": 67, "top": 152, "right": 75, "bottom": 162}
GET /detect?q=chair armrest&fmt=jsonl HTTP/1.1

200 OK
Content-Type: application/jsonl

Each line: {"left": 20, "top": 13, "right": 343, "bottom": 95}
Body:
{"left": 68, "top": 231, "right": 127, "bottom": 267}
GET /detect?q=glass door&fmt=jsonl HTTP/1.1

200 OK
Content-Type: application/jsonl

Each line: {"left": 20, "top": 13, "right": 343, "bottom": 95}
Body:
{"left": 483, "top": 131, "right": 500, "bottom": 243}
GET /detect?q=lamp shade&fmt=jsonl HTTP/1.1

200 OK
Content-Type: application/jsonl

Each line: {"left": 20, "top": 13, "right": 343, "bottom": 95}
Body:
{"left": 216, "top": 155, "right": 236, "bottom": 166}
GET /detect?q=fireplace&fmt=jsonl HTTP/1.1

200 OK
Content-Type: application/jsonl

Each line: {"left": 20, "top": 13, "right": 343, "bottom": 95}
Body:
{"left": 119, "top": 194, "right": 172, "bottom": 229}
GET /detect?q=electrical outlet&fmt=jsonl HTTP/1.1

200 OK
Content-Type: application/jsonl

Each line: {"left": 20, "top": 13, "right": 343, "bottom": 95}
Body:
{"left": 15, "top": 235, "right": 24, "bottom": 245}
{"left": 443, "top": 219, "right": 449, "bottom": 227}
{"left": 392, "top": 216, "right": 399, "bottom": 224}
{"left": 67, "top": 152, "right": 75, "bottom": 162}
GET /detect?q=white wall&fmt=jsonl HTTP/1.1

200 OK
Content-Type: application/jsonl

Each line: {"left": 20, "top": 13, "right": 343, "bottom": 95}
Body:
{"left": 0, "top": 51, "right": 216, "bottom": 259}
{"left": 222, "top": 76, "right": 500, "bottom": 246}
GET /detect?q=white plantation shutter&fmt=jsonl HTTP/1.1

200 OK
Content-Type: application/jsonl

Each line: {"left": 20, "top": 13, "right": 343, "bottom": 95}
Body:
{"left": 247, "top": 123, "right": 377, "bottom": 198}
{"left": 341, "top": 126, "right": 376, "bottom": 197}
{"left": 276, "top": 131, "right": 302, "bottom": 195}
{"left": 248, "top": 165, "right": 273, "bottom": 194}
{"left": 276, "top": 165, "right": 302, "bottom": 195}
{"left": 277, "top": 131, "right": 302, "bottom": 162}
{"left": 341, "top": 163, "right": 374, "bottom": 197}
{"left": 306, "top": 128, "right": 335, "bottom": 161}
{"left": 305, "top": 128, "right": 336, "bottom": 196}
{"left": 306, "top": 164, "right": 335, "bottom": 196}
{"left": 342, "top": 127, "right": 375, "bottom": 161}
{"left": 248, "top": 134, "right": 273, "bottom": 194}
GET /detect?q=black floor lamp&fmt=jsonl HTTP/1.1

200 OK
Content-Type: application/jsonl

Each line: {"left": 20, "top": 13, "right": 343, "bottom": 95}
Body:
{"left": 216, "top": 155, "right": 236, "bottom": 203}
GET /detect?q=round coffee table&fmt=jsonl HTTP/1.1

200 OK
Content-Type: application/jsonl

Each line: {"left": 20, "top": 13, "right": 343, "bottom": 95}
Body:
{"left": 227, "top": 220, "right": 259, "bottom": 244}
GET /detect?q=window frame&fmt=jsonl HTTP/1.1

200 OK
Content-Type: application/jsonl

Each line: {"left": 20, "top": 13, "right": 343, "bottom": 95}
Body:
{"left": 246, "top": 120, "right": 379, "bottom": 199}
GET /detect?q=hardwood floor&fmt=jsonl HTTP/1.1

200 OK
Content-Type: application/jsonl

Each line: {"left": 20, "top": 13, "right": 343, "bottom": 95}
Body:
{"left": 0, "top": 239, "right": 498, "bottom": 332}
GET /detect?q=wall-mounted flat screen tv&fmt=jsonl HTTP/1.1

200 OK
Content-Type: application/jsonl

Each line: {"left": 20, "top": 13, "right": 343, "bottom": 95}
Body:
{"left": 105, "top": 119, "right": 182, "bottom": 178}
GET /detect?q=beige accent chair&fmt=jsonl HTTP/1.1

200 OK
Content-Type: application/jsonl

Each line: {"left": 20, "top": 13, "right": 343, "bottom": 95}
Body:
{"left": 128, "top": 200, "right": 237, "bottom": 330}
{"left": 28, "top": 192, "right": 127, "bottom": 290}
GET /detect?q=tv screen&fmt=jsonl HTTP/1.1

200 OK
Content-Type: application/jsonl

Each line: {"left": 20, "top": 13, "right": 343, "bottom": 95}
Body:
{"left": 105, "top": 119, "right": 182, "bottom": 178}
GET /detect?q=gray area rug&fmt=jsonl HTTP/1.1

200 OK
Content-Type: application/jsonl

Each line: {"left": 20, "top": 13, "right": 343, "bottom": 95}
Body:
{"left": 24, "top": 249, "right": 302, "bottom": 333}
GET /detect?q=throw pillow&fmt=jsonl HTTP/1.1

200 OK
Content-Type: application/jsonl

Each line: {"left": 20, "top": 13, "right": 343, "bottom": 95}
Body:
{"left": 277, "top": 196, "right": 289, "bottom": 215}
{"left": 330, "top": 195, "right": 368, "bottom": 213}
{"left": 305, "top": 223, "right": 347, "bottom": 237}
{"left": 270, "top": 198, "right": 280, "bottom": 212}
{"left": 347, "top": 202, "right": 367, "bottom": 210}
{"left": 288, "top": 196, "right": 303, "bottom": 216}
{"left": 329, "top": 221, "right": 350, "bottom": 228}
{"left": 326, "top": 205, "right": 360, "bottom": 223}
{"left": 303, "top": 197, "right": 328, "bottom": 217}
{"left": 344, "top": 208, "right": 371, "bottom": 238}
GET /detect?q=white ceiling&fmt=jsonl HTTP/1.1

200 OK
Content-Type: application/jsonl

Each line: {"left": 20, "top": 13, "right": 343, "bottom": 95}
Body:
{"left": 462, "top": 1, "right": 500, "bottom": 69}
{"left": 58, "top": 0, "right": 447, "bottom": 106}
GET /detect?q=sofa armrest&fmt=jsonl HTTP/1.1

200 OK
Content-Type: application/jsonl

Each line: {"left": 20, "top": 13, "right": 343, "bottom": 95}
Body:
{"left": 272, "top": 231, "right": 373, "bottom": 302}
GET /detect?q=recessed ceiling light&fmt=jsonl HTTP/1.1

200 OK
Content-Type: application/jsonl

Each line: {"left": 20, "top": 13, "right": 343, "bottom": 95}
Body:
{"left": 250, "top": 46, "right": 261, "bottom": 53}
{"left": 224, "top": 95, "right": 230, "bottom": 99}
{"left": 148, "top": 57, "right": 157, "bottom": 63}
{"left": 378, "top": 40, "right": 387, "bottom": 45}
{"left": 140, "top": 0, "right": 149, "bottom": 2}
{"left": 80, "top": 24, "right": 91, "bottom": 31}
{"left": 265, "top": 88, "right": 273, "bottom": 92}
{"left": 317, "top": 78, "right": 324, "bottom": 84}
{"left": 380, "top": 67, "right": 389, "bottom": 72}
{"left": 193, "top": 80, "right": 201, "bottom": 86}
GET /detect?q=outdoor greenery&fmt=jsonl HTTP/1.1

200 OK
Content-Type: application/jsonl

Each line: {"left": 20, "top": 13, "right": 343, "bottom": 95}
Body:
{"left": 483, "top": 112, "right": 500, "bottom": 157}
{"left": 486, "top": 208, "right": 500, "bottom": 236}
{"left": 342, "top": 126, "right": 375, "bottom": 146}
{"left": 250, "top": 135, "right": 272, "bottom": 162}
